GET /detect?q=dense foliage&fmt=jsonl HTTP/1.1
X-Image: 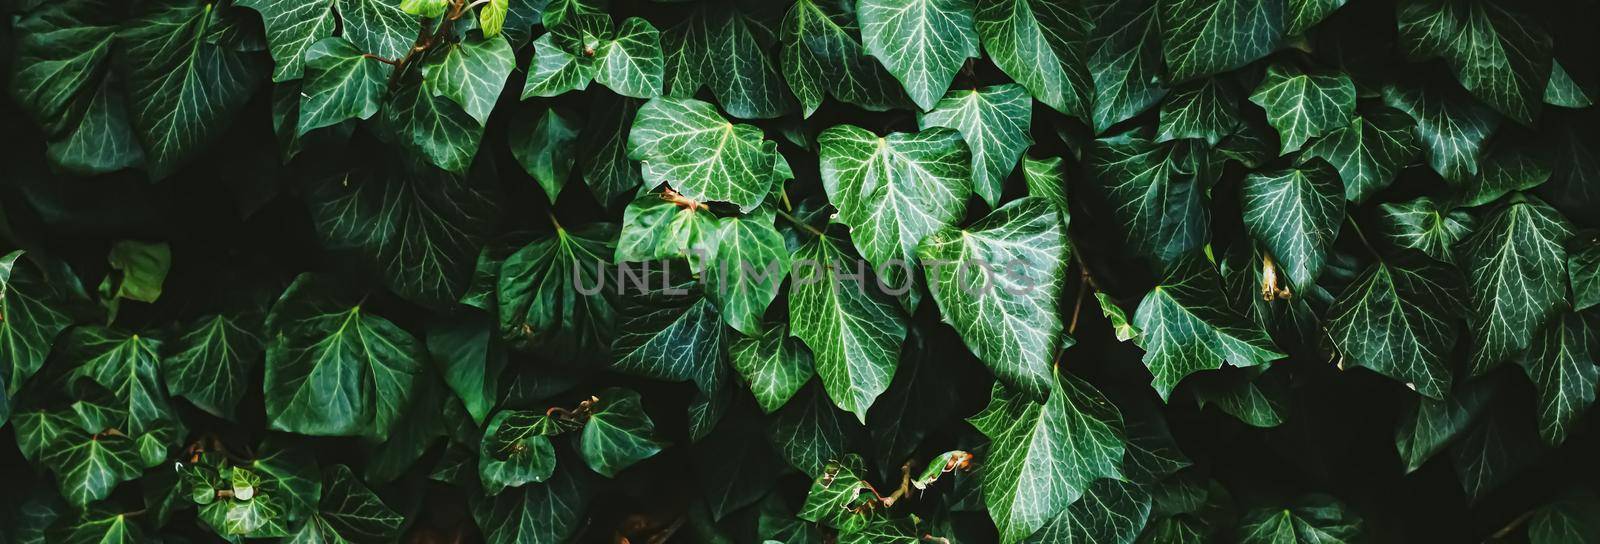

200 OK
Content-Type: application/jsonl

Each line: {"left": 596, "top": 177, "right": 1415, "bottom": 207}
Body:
{"left": 3, "top": 0, "right": 1600, "bottom": 542}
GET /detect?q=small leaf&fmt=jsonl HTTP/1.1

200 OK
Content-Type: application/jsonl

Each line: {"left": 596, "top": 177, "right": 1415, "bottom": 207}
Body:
{"left": 1299, "top": 106, "right": 1422, "bottom": 204}
{"left": 1132, "top": 254, "right": 1284, "bottom": 400}
{"left": 594, "top": 17, "right": 665, "bottom": 99}
{"left": 918, "top": 84, "right": 1034, "bottom": 206}
{"left": 425, "top": 35, "right": 517, "bottom": 126}
{"left": 1157, "top": 78, "right": 1243, "bottom": 145}
{"left": 1248, "top": 64, "right": 1356, "bottom": 154}
{"left": 478, "top": 410, "right": 562, "bottom": 494}
{"left": 510, "top": 107, "right": 583, "bottom": 204}
{"left": 580, "top": 387, "right": 664, "bottom": 477}
{"left": 1375, "top": 196, "right": 1474, "bottom": 263}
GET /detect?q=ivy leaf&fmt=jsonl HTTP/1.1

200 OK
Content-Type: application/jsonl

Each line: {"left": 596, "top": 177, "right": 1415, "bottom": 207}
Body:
{"left": 424, "top": 35, "right": 516, "bottom": 126}
{"left": 594, "top": 17, "right": 665, "bottom": 99}
{"left": 1515, "top": 311, "right": 1599, "bottom": 446}
{"left": 609, "top": 280, "right": 728, "bottom": 402}
{"left": 426, "top": 313, "right": 505, "bottom": 426}
{"left": 1529, "top": 492, "right": 1600, "bottom": 544}
{"left": 297, "top": 37, "right": 387, "bottom": 136}
{"left": 1088, "top": 128, "right": 1214, "bottom": 270}
{"left": 1086, "top": 0, "right": 1166, "bottom": 133}
{"left": 291, "top": 465, "right": 404, "bottom": 542}
{"left": 974, "top": 0, "right": 1093, "bottom": 119}
{"left": 662, "top": 5, "right": 794, "bottom": 119}
{"left": 1024, "top": 478, "right": 1153, "bottom": 544}
{"left": 62, "top": 327, "right": 173, "bottom": 436}
{"left": 162, "top": 313, "right": 263, "bottom": 420}
{"left": 697, "top": 413, "right": 786, "bottom": 520}
{"left": 472, "top": 462, "right": 593, "bottom": 544}
{"left": 628, "top": 96, "right": 778, "bottom": 213}
{"left": 250, "top": 438, "right": 322, "bottom": 519}
{"left": 44, "top": 508, "right": 143, "bottom": 544}
{"left": 919, "top": 197, "right": 1067, "bottom": 401}
{"left": 780, "top": 0, "right": 910, "bottom": 117}
{"left": 1239, "top": 160, "right": 1344, "bottom": 290}
{"left": 1463, "top": 142, "right": 1552, "bottom": 207}
{"left": 617, "top": 193, "right": 720, "bottom": 270}
{"left": 918, "top": 84, "right": 1033, "bottom": 207}
{"left": 119, "top": 1, "right": 266, "bottom": 179}
{"left": 818, "top": 124, "right": 972, "bottom": 278}
{"left": 1375, "top": 196, "right": 1473, "bottom": 263}
{"left": 496, "top": 223, "right": 618, "bottom": 361}
{"left": 1459, "top": 197, "right": 1572, "bottom": 376}
{"left": 1237, "top": 494, "right": 1363, "bottom": 543}
{"left": 1287, "top": 0, "right": 1345, "bottom": 35}
{"left": 479, "top": 410, "right": 563, "bottom": 494}
{"left": 858, "top": 0, "right": 981, "bottom": 111}
{"left": 376, "top": 83, "right": 484, "bottom": 173}
{"left": 17, "top": 409, "right": 144, "bottom": 506}
{"left": 866, "top": 328, "right": 958, "bottom": 470}
{"left": 1299, "top": 106, "right": 1421, "bottom": 204}
{"left": 1397, "top": 0, "right": 1551, "bottom": 125}
{"left": 580, "top": 387, "right": 664, "bottom": 477}
{"left": 707, "top": 209, "right": 791, "bottom": 335}
{"left": 1545, "top": 60, "right": 1597, "bottom": 109}
{"left": 1097, "top": 293, "right": 1139, "bottom": 342}
{"left": 510, "top": 107, "right": 582, "bottom": 204}
{"left": 263, "top": 274, "right": 425, "bottom": 440}
{"left": 579, "top": 93, "right": 645, "bottom": 207}
{"left": 1159, "top": 0, "right": 1284, "bottom": 82}
{"left": 1572, "top": 240, "right": 1600, "bottom": 312}
{"left": 1157, "top": 78, "right": 1243, "bottom": 145}
{"left": 1132, "top": 255, "right": 1284, "bottom": 400}
{"left": 1021, "top": 155, "right": 1069, "bottom": 214}
{"left": 12, "top": 0, "right": 143, "bottom": 174}
{"left": 1393, "top": 377, "right": 1496, "bottom": 473}
{"left": 304, "top": 158, "right": 501, "bottom": 309}
{"left": 479, "top": 0, "right": 509, "bottom": 37}
{"left": 1450, "top": 398, "right": 1545, "bottom": 504}
{"left": 1328, "top": 258, "right": 1465, "bottom": 400}
{"left": 521, "top": 34, "right": 595, "bottom": 98}
{"left": 788, "top": 233, "right": 908, "bottom": 422}
{"left": 797, "top": 453, "right": 875, "bottom": 529}
{"left": 1382, "top": 82, "right": 1499, "bottom": 185}
{"left": 769, "top": 383, "right": 855, "bottom": 478}
{"left": 968, "top": 370, "right": 1126, "bottom": 544}
{"left": 1248, "top": 64, "right": 1356, "bottom": 154}
{"left": 1, "top": 252, "right": 93, "bottom": 396}
{"left": 239, "top": 0, "right": 416, "bottom": 81}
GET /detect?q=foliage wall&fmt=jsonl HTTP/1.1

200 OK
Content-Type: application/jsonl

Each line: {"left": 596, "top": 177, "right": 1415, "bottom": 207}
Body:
{"left": 3, "top": 0, "right": 1600, "bottom": 542}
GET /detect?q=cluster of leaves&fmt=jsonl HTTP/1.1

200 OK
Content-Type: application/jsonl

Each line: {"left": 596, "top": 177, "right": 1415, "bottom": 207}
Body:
{"left": 3, "top": 0, "right": 1600, "bottom": 542}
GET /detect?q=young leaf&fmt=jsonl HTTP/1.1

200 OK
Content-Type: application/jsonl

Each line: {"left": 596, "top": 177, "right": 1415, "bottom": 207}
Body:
{"left": 1248, "top": 64, "right": 1356, "bottom": 154}
{"left": 918, "top": 84, "right": 1034, "bottom": 207}
{"left": 510, "top": 107, "right": 582, "bottom": 204}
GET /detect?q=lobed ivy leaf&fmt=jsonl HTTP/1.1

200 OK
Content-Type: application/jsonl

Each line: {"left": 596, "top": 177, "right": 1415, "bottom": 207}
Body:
{"left": 1239, "top": 159, "right": 1344, "bottom": 291}
{"left": 522, "top": 33, "right": 595, "bottom": 98}
{"left": 425, "top": 35, "right": 517, "bottom": 126}
{"left": 1, "top": 252, "right": 93, "bottom": 396}
{"left": 769, "top": 383, "right": 854, "bottom": 478}
{"left": 1299, "top": 106, "right": 1421, "bottom": 204}
{"left": 858, "top": 0, "right": 980, "bottom": 111}
{"left": 288, "top": 465, "right": 405, "bottom": 543}
{"left": 376, "top": 83, "right": 484, "bottom": 173}
{"left": 1329, "top": 258, "right": 1465, "bottom": 400}
{"left": 579, "top": 93, "right": 645, "bottom": 206}
{"left": 1236, "top": 494, "right": 1363, "bottom": 543}
{"left": 297, "top": 37, "right": 387, "bottom": 136}
{"left": 1382, "top": 82, "right": 1499, "bottom": 186}
{"left": 1248, "top": 64, "right": 1356, "bottom": 154}
{"left": 238, "top": 0, "right": 416, "bottom": 81}
{"left": 479, "top": 410, "right": 564, "bottom": 494}
{"left": 788, "top": 233, "right": 908, "bottom": 422}
{"left": 1159, "top": 0, "right": 1283, "bottom": 83}
{"left": 44, "top": 507, "right": 143, "bottom": 544}
{"left": 1572, "top": 239, "right": 1600, "bottom": 312}
{"left": 61, "top": 327, "right": 173, "bottom": 436}
{"left": 918, "top": 84, "right": 1034, "bottom": 207}
{"left": 628, "top": 96, "right": 778, "bottom": 213}
{"left": 1458, "top": 197, "right": 1572, "bottom": 376}
{"left": 1397, "top": 0, "right": 1551, "bottom": 125}
{"left": 472, "top": 462, "right": 593, "bottom": 544}
{"left": 1287, "top": 0, "right": 1346, "bottom": 36}
{"left": 609, "top": 280, "right": 729, "bottom": 405}
{"left": 497, "top": 223, "right": 618, "bottom": 360}
{"left": 974, "top": 0, "right": 1093, "bottom": 119}
{"left": 617, "top": 193, "right": 720, "bottom": 270}
{"left": 1088, "top": 128, "right": 1214, "bottom": 271}
{"left": 580, "top": 387, "right": 664, "bottom": 477}
{"left": 1529, "top": 492, "right": 1600, "bottom": 544}
{"left": 707, "top": 208, "right": 792, "bottom": 335}
{"left": 162, "top": 313, "right": 263, "bottom": 420}
{"left": 1515, "top": 311, "right": 1599, "bottom": 446}
{"left": 1157, "top": 78, "right": 1243, "bottom": 146}
{"left": 594, "top": 17, "right": 666, "bottom": 99}
{"left": 1024, "top": 478, "right": 1153, "bottom": 544}
{"left": 780, "top": 0, "right": 911, "bottom": 117}
{"left": 1375, "top": 196, "right": 1473, "bottom": 263}
{"left": 1086, "top": 0, "right": 1166, "bottom": 134}
{"left": 1133, "top": 254, "right": 1284, "bottom": 399}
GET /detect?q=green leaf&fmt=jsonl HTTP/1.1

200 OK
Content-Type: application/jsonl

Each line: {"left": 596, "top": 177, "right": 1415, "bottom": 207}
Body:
{"left": 917, "top": 84, "right": 1033, "bottom": 206}
{"left": 1239, "top": 160, "right": 1344, "bottom": 290}
{"left": 11, "top": 0, "right": 144, "bottom": 174}
{"left": 1461, "top": 141, "right": 1552, "bottom": 207}
{"left": 119, "top": 2, "right": 267, "bottom": 179}
{"left": 43, "top": 78, "right": 146, "bottom": 175}
{"left": 769, "top": 383, "right": 854, "bottom": 478}
{"left": 617, "top": 193, "right": 720, "bottom": 269}
{"left": 1299, "top": 106, "right": 1421, "bottom": 204}
{"left": 919, "top": 197, "right": 1067, "bottom": 401}
{"left": 263, "top": 274, "right": 425, "bottom": 439}
{"left": 1450, "top": 399, "right": 1544, "bottom": 504}
{"left": 1529, "top": 492, "right": 1600, "bottom": 544}
{"left": 479, "top": 410, "right": 563, "bottom": 494}
{"left": 240, "top": 0, "right": 416, "bottom": 81}
{"left": 298, "top": 465, "right": 404, "bottom": 542}
{"left": 858, "top": 0, "right": 981, "bottom": 110}
{"left": 628, "top": 96, "right": 779, "bottom": 213}
{"left": 62, "top": 327, "right": 173, "bottom": 435}
{"left": 579, "top": 94, "right": 645, "bottom": 206}
{"left": 1286, "top": 0, "right": 1345, "bottom": 35}
{"left": 1024, "top": 478, "right": 1153, "bottom": 544}
{"left": 696, "top": 412, "right": 786, "bottom": 520}
{"left": 472, "top": 462, "right": 593, "bottom": 544}
{"left": 1159, "top": 0, "right": 1284, "bottom": 82}
{"left": 974, "top": 0, "right": 1092, "bottom": 118}
{"left": 780, "top": 0, "right": 910, "bottom": 117}
{"left": 1459, "top": 198, "right": 1572, "bottom": 376}
{"left": 1, "top": 252, "right": 93, "bottom": 395}
{"left": 580, "top": 387, "right": 664, "bottom": 477}
{"left": 497, "top": 224, "right": 618, "bottom": 360}
{"left": 1021, "top": 155, "right": 1069, "bottom": 213}
{"left": 44, "top": 508, "right": 143, "bottom": 544}
{"left": 1572, "top": 239, "right": 1600, "bottom": 312}
{"left": 1515, "top": 311, "right": 1599, "bottom": 446}
{"left": 250, "top": 438, "right": 323, "bottom": 519}
{"left": 1086, "top": 0, "right": 1166, "bottom": 133}
{"left": 1237, "top": 494, "right": 1363, "bottom": 543}
{"left": 671, "top": 7, "right": 794, "bottom": 119}
{"left": 1097, "top": 293, "right": 1140, "bottom": 342}
{"left": 376, "top": 83, "right": 484, "bottom": 173}
{"left": 788, "top": 233, "right": 908, "bottom": 422}
{"left": 298, "top": 37, "right": 386, "bottom": 136}
{"left": 1545, "top": 60, "right": 1597, "bottom": 109}
{"left": 20, "top": 410, "right": 145, "bottom": 506}
{"left": 163, "top": 314, "right": 262, "bottom": 420}
{"left": 1088, "top": 128, "right": 1214, "bottom": 270}
{"left": 521, "top": 33, "right": 595, "bottom": 98}
{"left": 594, "top": 17, "right": 665, "bottom": 99}
{"left": 400, "top": 0, "right": 448, "bottom": 17}
{"left": 707, "top": 209, "right": 791, "bottom": 335}
{"left": 198, "top": 467, "right": 289, "bottom": 538}
{"left": 1382, "top": 82, "right": 1500, "bottom": 185}
{"left": 424, "top": 35, "right": 516, "bottom": 126}
{"left": 609, "top": 281, "right": 728, "bottom": 400}
{"left": 968, "top": 370, "right": 1126, "bottom": 544}
{"left": 1132, "top": 255, "right": 1284, "bottom": 400}
{"left": 866, "top": 329, "right": 959, "bottom": 471}
{"left": 102, "top": 240, "right": 171, "bottom": 305}
{"left": 1328, "top": 258, "right": 1465, "bottom": 399}
{"left": 1248, "top": 64, "right": 1356, "bottom": 154}
{"left": 426, "top": 312, "right": 504, "bottom": 426}
{"left": 1393, "top": 377, "right": 1496, "bottom": 473}
{"left": 305, "top": 158, "right": 501, "bottom": 309}
{"left": 510, "top": 107, "right": 582, "bottom": 204}
{"left": 479, "top": 0, "right": 509, "bottom": 37}
{"left": 797, "top": 453, "right": 875, "bottom": 529}
{"left": 818, "top": 124, "right": 972, "bottom": 277}
{"left": 1397, "top": 0, "right": 1551, "bottom": 124}
{"left": 1375, "top": 196, "right": 1473, "bottom": 263}
{"left": 1157, "top": 78, "right": 1243, "bottom": 145}
{"left": 730, "top": 323, "right": 816, "bottom": 415}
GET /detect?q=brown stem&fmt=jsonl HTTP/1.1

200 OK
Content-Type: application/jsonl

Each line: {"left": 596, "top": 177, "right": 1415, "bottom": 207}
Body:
{"left": 1490, "top": 509, "right": 1536, "bottom": 539}
{"left": 545, "top": 396, "right": 600, "bottom": 424}
{"left": 1068, "top": 271, "right": 1089, "bottom": 336}
{"left": 362, "top": 53, "right": 401, "bottom": 66}
{"left": 881, "top": 460, "right": 913, "bottom": 506}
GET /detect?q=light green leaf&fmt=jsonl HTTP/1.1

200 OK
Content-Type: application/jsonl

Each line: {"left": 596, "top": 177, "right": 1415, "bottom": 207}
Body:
{"left": 918, "top": 84, "right": 1033, "bottom": 206}
{"left": 1375, "top": 196, "right": 1473, "bottom": 263}
{"left": 1088, "top": 128, "right": 1214, "bottom": 270}
{"left": 510, "top": 107, "right": 582, "bottom": 204}
{"left": 1157, "top": 78, "right": 1243, "bottom": 145}
{"left": 521, "top": 33, "right": 595, "bottom": 98}
{"left": 628, "top": 96, "right": 779, "bottom": 213}
{"left": 595, "top": 17, "right": 665, "bottom": 99}
{"left": 1299, "top": 106, "right": 1421, "bottom": 203}
{"left": 1159, "top": 0, "right": 1284, "bottom": 82}
{"left": 298, "top": 37, "right": 386, "bottom": 136}
{"left": 2, "top": 252, "right": 93, "bottom": 395}
{"left": 730, "top": 323, "right": 814, "bottom": 414}
{"left": 796, "top": 453, "right": 875, "bottom": 529}
{"left": 263, "top": 274, "right": 425, "bottom": 440}
{"left": 424, "top": 35, "right": 516, "bottom": 126}
{"left": 497, "top": 224, "right": 618, "bottom": 360}
{"left": 400, "top": 0, "right": 448, "bottom": 18}
{"left": 1248, "top": 64, "right": 1356, "bottom": 154}
{"left": 780, "top": 0, "right": 911, "bottom": 117}
{"left": 919, "top": 197, "right": 1066, "bottom": 401}
{"left": 1328, "top": 258, "right": 1464, "bottom": 399}
{"left": 1459, "top": 197, "right": 1572, "bottom": 376}
{"left": 789, "top": 233, "right": 908, "bottom": 422}
{"left": 968, "top": 370, "right": 1126, "bottom": 544}
{"left": 617, "top": 193, "right": 720, "bottom": 269}
{"left": 1287, "top": 0, "right": 1346, "bottom": 35}
{"left": 100, "top": 240, "right": 170, "bottom": 307}
{"left": 818, "top": 124, "right": 972, "bottom": 277}
{"left": 1237, "top": 494, "right": 1363, "bottom": 543}
{"left": 707, "top": 209, "right": 791, "bottom": 335}
{"left": 1382, "top": 82, "right": 1500, "bottom": 185}
{"left": 1397, "top": 0, "right": 1551, "bottom": 124}
{"left": 63, "top": 327, "right": 173, "bottom": 436}
{"left": 1240, "top": 160, "right": 1343, "bottom": 290}
{"left": 480, "top": 0, "right": 509, "bottom": 37}
{"left": 163, "top": 314, "right": 262, "bottom": 420}
{"left": 1132, "top": 255, "right": 1284, "bottom": 400}
{"left": 479, "top": 410, "right": 565, "bottom": 494}
{"left": 580, "top": 387, "right": 664, "bottom": 477}
{"left": 250, "top": 438, "right": 322, "bottom": 519}
{"left": 471, "top": 463, "right": 593, "bottom": 544}
{"left": 859, "top": 0, "right": 981, "bottom": 110}
{"left": 376, "top": 83, "right": 484, "bottom": 173}
{"left": 119, "top": 2, "right": 267, "bottom": 179}
{"left": 1086, "top": 0, "right": 1166, "bottom": 133}
{"left": 1098, "top": 293, "right": 1139, "bottom": 342}
{"left": 1516, "top": 312, "right": 1599, "bottom": 446}
{"left": 975, "top": 0, "right": 1093, "bottom": 118}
